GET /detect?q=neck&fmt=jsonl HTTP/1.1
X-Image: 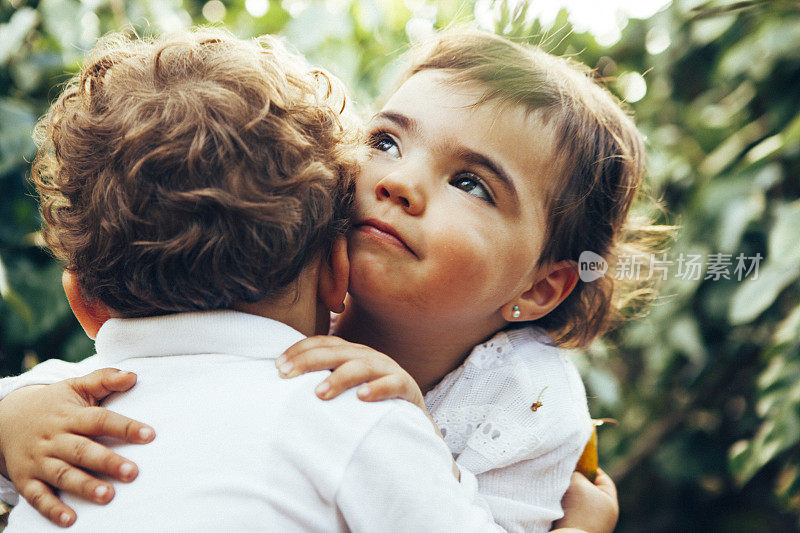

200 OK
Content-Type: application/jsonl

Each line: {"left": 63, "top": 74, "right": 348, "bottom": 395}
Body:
{"left": 335, "top": 300, "right": 501, "bottom": 394}
{"left": 233, "top": 265, "right": 327, "bottom": 338}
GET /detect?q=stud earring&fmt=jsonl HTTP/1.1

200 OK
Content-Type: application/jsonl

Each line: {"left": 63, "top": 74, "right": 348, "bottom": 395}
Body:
{"left": 511, "top": 305, "right": 521, "bottom": 319}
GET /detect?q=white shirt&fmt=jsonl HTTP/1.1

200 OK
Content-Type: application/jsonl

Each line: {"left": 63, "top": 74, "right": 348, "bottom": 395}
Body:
{"left": 2, "top": 311, "right": 501, "bottom": 532}
{"left": 425, "top": 326, "right": 593, "bottom": 533}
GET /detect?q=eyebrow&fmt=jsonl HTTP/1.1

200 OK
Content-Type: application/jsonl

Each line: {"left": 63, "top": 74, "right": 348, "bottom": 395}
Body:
{"left": 452, "top": 147, "right": 519, "bottom": 201}
{"left": 373, "top": 111, "right": 421, "bottom": 136}
{"left": 373, "top": 111, "right": 520, "bottom": 201}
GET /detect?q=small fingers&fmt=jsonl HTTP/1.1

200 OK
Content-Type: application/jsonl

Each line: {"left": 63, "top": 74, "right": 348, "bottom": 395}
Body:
{"left": 53, "top": 434, "right": 139, "bottom": 483}
{"left": 594, "top": 468, "right": 618, "bottom": 500}
{"left": 71, "top": 406, "right": 155, "bottom": 444}
{"left": 277, "top": 346, "right": 356, "bottom": 379}
{"left": 355, "top": 374, "right": 423, "bottom": 407}
{"left": 565, "top": 471, "right": 594, "bottom": 494}
{"left": 39, "top": 456, "right": 115, "bottom": 505}
{"left": 20, "top": 479, "right": 76, "bottom": 528}
{"left": 67, "top": 368, "right": 137, "bottom": 405}
{"left": 314, "top": 359, "right": 386, "bottom": 400}
{"left": 278, "top": 338, "right": 379, "bottom": 379}
{"left": 280, "top": 335, "right": 352, "bottom": 360}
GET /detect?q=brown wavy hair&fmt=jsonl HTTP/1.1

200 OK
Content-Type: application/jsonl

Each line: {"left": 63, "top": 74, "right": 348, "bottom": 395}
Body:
{"left": 401, "top": 29, "right": 670, "bottom": 348}
{"left": 32, "top": 28, "right": 358, "bottom": 317}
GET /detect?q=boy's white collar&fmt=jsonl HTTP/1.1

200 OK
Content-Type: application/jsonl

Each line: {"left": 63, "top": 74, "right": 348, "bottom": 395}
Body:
{"left": 93, "top": 310, "right": 305, "bottom": 365}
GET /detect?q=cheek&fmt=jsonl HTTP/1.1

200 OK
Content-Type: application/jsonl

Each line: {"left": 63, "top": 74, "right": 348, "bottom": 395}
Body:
{"left": 435, "top": 242, "right": 486, "bottom": 285}
{"left": 418, "top": 230, "right": 520, "bottom": 311}
{"left": 437, "top": 224, "right": 542, "bottom": 302}
{"left": 344, "top": 234, "right": 474, "bottom": 317}
{"left": 345, "top": 237, "right": 405, "bottom": 302}
{"left": 345, "top": 215, "right": 536, "bottom": 320}
{"left": 354, "top": 159, "right": 382, "bottom": 197}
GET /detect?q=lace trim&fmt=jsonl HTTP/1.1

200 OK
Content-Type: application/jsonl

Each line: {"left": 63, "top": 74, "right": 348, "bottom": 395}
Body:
{"left": 426, "top": 327, "right": 555, "bottom": 467}
{"left": 433, "top": 406, "right": 540, "bottom": 467}
{"left": 425, "top": 329, "right": 518, "bottom": 410}
{"left": 464, "top": 331, "right": 515, "bottom": 370}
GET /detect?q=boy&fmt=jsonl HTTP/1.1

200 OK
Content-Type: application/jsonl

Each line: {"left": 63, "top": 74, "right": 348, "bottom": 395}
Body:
{"left": 0, "top": 28, "right": 501, "bottom": 531}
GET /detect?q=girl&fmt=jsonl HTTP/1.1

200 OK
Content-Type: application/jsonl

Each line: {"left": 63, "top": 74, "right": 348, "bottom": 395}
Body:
{"left": 0, "top": 29, "right": 651, "bottom": 532}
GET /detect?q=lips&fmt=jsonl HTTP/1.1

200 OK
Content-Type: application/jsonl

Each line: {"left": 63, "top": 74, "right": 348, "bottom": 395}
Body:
{"left": 354, "top": 218, "right": 416, "bottom": 256}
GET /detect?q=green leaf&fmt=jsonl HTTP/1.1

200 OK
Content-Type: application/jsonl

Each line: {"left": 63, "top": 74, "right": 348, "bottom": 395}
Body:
{"left": 730, "top": 398, "right": 800, "bottom": 486}
{"left": 141, "top": 0, "right": 191, "bottom": 34}
{"left": 746, "top": 112, "right": 800, "bottom": 165}
{"left": 729, "top": 262, "right": 798, "bottom": 325}
{"left": 690, "top": 13, "right": 736, "bottom": 45}
{"left": 719, "top": 18, "right": 800, "bottom": 80}
{"left": 667, "top": 315, "right": 708, "bottom": 367}
{"left": 0, "top": 253, "right": 34, "bottom": 326}
{"left": 62, "top": 329, "right": 94, "bottom": 362}
{"left": 768, "top": 201, "right": 800, "bottom": 268}
{"left": 699, "top": 118, "right": 767, "bottom": 176}
{"left": 0, "top": 98, "right": 37, "bottom": 177}
{"left": 2, "top": 260, "right": 71, "bottom": 345}
{"left": 40, "top": 0, "right": 84, "bottom": 55}
{"left": 773, "top": 302, "right": 800, "bottom": 345}
{"left": 584, "top": 365, "right": 621, "bottom": 407}
{"left": 0, "top": 8, "right": 39, "bottom": 66}
{"left": 729, "top": 200, "right": 800, "bottom": 324}
{"left": 775, "top": 461, "right": 800, "bottom": 510}
{"left": 731, "top": 337, "right": 800, "bottom": 487}
{"left": 717, "top": 193, "right": 764, "bottom": 252}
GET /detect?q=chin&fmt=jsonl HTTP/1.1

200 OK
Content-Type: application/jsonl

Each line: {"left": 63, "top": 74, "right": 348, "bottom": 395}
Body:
{"left": 348, "top": 268, "right": 406, "bottom": 313}
{"left": 347, "top": 249, "right": 395, "bottom": 290}
{"left": 347, "top": 264, "right": 389, "bottom": 303}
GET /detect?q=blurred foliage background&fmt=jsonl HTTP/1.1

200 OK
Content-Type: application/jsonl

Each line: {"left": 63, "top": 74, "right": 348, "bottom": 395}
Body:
{"left": 1, "top": 0, "right": 799, "bottom": 530}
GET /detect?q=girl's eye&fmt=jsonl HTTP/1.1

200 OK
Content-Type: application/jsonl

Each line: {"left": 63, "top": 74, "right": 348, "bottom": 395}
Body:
{"left": 367, "top": 131, "right": 400, "bottom": 157}
{"left": 450, "top": 173, "right": 494, "bottom": 204}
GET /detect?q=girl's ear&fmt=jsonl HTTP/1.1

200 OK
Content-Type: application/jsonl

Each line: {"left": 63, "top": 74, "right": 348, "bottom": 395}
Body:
{"left": 317, "top": 236, "right": 350, "bottom": 314}
{"left": 503, "top": 261, "right": 579, "bottom": 323}
{"left": 62, "top": 270, "right": 112, "bottom": 339}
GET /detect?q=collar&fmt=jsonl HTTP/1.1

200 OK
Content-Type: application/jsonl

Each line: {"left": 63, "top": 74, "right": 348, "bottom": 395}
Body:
{"left": 93, "top": 310, "right": 305, "bottom": 365}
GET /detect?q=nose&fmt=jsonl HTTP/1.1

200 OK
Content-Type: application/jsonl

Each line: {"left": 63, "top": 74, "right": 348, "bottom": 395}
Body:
{"left": 375, "top": 171, "right": 426, "bottom": 216}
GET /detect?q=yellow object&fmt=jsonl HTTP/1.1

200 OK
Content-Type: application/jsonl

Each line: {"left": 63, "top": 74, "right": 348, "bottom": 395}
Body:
{"left": 576, "top": 427, "right": 599, "bottom": 482}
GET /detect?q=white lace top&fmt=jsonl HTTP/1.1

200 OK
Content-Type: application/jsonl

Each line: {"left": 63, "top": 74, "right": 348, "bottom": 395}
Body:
{"left": 425, "top": 326, "right": 593, "bottom": 533}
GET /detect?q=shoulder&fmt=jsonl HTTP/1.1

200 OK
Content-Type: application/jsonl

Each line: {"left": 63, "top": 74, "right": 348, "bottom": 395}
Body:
{"left": 507, "top": 328, "right": 593, "bottom": 454}
{"left": 0, "top": 354, "right": 104, "bottom": 399}
{"left": 277, "top": 371, "right": 429, "bottom": 451}
{"left": 215, "top": 368, "right": 432, "bottom": 501}
{"left": 426, "top": 327, "right": 592, "bottom": 472}
{"left": 299, "top": 379, "right": 441, "bottom": 497}
{"left": 428, "top": 326, "right": 589, "bottom": 417}
{"left": 504, "top": 327, "right": 590, "bottom": 408}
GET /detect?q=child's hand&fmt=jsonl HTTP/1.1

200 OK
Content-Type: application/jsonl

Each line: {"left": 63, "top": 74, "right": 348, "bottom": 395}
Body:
{"left": 552, "top": 468, "right": 618, "bottom": 533}
{"left": 0, "top": 368, "right": 156, "bottom": 528}
{"left": 277, "top": 336, "right": 426, "bottom": 411}
{"left": 280, "top": 337, "right": 460, "bottom": 479}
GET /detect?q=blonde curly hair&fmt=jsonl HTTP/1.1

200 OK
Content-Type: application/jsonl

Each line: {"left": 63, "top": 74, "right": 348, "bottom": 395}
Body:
{"left": 32, "top": 28, "right": 358, "bottom": 317}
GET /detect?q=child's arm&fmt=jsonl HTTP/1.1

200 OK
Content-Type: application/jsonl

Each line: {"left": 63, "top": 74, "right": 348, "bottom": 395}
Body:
{"left": 0, "top": 369, "right": 155, "bottom": 528}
